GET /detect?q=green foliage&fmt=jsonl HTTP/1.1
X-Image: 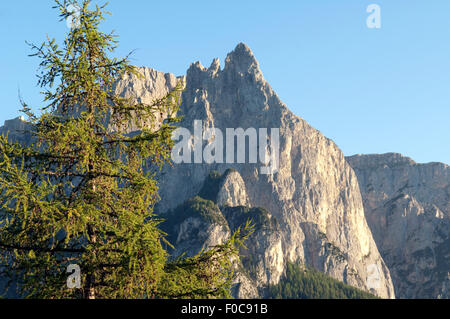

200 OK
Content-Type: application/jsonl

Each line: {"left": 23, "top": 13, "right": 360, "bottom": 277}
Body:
{"left": 181, "top": 197, "right": 227, "bottom": 226}
{"left": 269, "top": 262, "right": 378, "bottom": 299}
{"left": 221, "top": 206, "right": 279, "bottom": 281}
{"left": 0, "top": 0, "right": 248, "bottom": 299}
{"left": 159, "top": 221, "right": 253, "bottom": 299}
{"left": 223, "top": 206, "right": 278, "bottom": 233}
{"left": 162, "top": 196, "right": 228, "bottom": 243}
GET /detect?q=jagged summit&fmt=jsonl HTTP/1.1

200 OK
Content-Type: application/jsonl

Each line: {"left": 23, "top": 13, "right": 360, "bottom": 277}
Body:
{"left": 231, "top": 42, "right": 254, "bottom": 57}
{"left": 209, "top": 58, "right": 220, "bottom": 74}
{"left": 153, "top": 44, "right": 396, "bottom": 298}
{"left": 187, "top": 43, "right": 264, "bottom": 86}
{"left": 112, "top": 43, "right": 395, "bottom": 298}
{"left": 224, "top": 42, "right": 261, "bottom": 75}
{"left": 0, "top": 43, "right": 397, "bottom": 299}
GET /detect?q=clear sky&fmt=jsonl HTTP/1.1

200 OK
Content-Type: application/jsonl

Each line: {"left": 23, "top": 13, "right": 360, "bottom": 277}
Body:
{"left": 0, "top": 1, "right": 449, "bottom": 164}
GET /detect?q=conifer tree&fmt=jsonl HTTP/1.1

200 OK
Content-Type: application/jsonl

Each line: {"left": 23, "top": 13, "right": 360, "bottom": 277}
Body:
{"left": 0, "top": 0, "right": 251, "bottom": 299}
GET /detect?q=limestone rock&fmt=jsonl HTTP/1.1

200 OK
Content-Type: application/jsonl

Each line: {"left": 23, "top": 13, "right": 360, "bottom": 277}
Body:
{"left": 439, "top": 273, "right": 450, "bottom": 299}
{"left": 163, "top": 171, "right": 284, "bottom": 298}
{"left": 111, "top": 67, "right": 185, "bottom": 133}
{"left": 216, "top": 169, "right": 250, "bottom": 208}
{"left": 0, "top": 43, "right": 397, "bottom": 299}
{"left": 0, "top": 117, "right": 33, "bottom": 145}
{"left": 347, "top": 153, "right": 450, "bottom": 298}
{"left": 223, "top": 203, "right": 283, "bottom": 292}
{"left": 151, "top": 43, "right": 394, "bottom": 298}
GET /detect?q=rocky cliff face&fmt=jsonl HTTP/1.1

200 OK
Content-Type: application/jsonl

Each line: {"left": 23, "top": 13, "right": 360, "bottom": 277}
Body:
{"left": 112, "top": 67, "right": 185, "bottom": 133}
{"left": 346, "top": 153, "right": 450, "bottom": 298}
{"left": 0, "top": 43, "right": 397, "bottom": 298}
{"left": 112, "top": 43, "right": 395, "bottom": 298}
{"left": 0, "top": 117, "right": 33, "bottom": 144}
{"left": 161, "top": 169, "right": 284, "bottom": 298}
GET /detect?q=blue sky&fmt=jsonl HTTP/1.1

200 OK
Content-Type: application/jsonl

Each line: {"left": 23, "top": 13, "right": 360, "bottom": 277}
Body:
{"left": 0, "top": 0, "right": 449, "bottom": 164}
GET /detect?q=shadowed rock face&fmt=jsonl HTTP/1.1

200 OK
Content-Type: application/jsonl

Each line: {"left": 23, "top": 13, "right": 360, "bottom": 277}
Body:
{"left": 0, "top": 43, "right": 396, "bottom": 298}
{"left": 347, "top": 153, "right": 450, "bottom": 299}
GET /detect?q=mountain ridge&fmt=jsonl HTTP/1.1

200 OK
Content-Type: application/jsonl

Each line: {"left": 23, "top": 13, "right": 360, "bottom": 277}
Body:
{"left": 4, "top": 43, "right": 448, "bottom": 299}
{"left": 125, "top": 43, "right": 395, "bottom": 298}
{"left": 347, "top": 153, "right": 449, "bottom": 298}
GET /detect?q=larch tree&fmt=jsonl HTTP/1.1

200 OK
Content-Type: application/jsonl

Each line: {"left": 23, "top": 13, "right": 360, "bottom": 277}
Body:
{"left": 0, "top": 0, "right": 251, "bottom": 299}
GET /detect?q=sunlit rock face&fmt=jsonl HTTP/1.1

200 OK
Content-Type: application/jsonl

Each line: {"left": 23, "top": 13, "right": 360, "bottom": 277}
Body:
{"left": 216, "top": 169, "right": 250, "bottom": 208}
{"left": 124, "top": 43, "right": 394, "bottom": 298}
{"left": 347, "top": 153, "right": 450, "bottom": 299}
{"left": 0, "top": 43, "right": 397, "bottom": 298}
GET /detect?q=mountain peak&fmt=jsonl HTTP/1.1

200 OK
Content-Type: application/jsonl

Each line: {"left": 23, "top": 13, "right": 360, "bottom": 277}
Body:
{"left": 224, "top": 42, "right": 261, "bottom": 76}
{"left": 231, "top": 42, "right": 254, "bottom": 57}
